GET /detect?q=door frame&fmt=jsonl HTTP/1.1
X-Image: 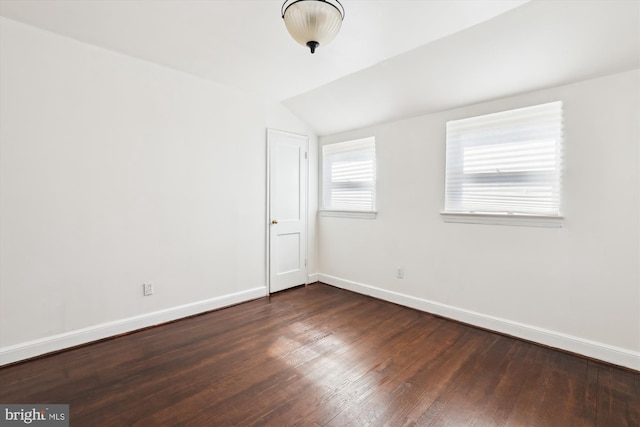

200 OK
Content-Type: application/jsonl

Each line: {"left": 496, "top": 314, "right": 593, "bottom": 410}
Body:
{"left": 266, "top": 128, "right": 309, "bottom": 295}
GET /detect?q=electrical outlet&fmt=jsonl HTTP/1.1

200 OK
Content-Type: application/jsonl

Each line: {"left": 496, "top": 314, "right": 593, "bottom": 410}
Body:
{"left": 397, "top": 267, "right": 404, "bottom": 279}
{"left": 143, "top": 282, "right": 153, "bottom": 296}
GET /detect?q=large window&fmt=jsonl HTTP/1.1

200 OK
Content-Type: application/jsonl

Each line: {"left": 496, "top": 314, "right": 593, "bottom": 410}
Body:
{"left": 443, "top": 101, "right": 563, "bottom": 227}
{"left": 321, "top": 137, "right": 376, "bottom": 217}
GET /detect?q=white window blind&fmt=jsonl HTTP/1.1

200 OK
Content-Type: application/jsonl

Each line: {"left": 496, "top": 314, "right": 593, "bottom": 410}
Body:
{"left": 444, "top": 101, "right": 563, "bottom": 217}
{"left": 322, "top": 137, "right": 376, "bottom": 212}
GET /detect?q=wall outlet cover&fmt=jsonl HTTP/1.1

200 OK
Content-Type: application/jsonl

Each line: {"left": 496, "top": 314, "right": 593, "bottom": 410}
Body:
{"left": 143, "top": 282, "right": 153, "bottom": 296}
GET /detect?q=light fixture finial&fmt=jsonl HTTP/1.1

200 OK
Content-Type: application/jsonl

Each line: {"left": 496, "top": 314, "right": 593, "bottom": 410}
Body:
{"left": 306, "top": 41, "right": 319, "bottom": 54}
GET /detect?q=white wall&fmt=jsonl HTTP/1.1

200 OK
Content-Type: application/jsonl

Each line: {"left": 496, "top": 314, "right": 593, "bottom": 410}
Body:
{"left": 0, "top": 17, "right": 317, "bottom": 364}
{"left": 318, "top": 69, "right": 640, "bottom": 369}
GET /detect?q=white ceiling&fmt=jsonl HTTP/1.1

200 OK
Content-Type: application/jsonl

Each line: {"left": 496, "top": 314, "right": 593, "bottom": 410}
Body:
{"left": 0, "top": 0, "right": 528, "bottom": 99}
{"left": 285, "top": 0, "right": 640, "bottom": 134}
{"left": 0, "top": 0, "right": 638, "bottom": 136}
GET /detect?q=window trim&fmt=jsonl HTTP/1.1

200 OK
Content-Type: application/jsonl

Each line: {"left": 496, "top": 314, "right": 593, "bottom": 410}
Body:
{"left": 320, "top": 136, "right": 377, "bottom": 217}
{"left": 443, "top": 101, "right": 564, "bottom": 227}
{"left": 440, "top": 212, "right": 563, "bottom": 228}
{"left": 320, "top": 210, "right": 377, "bottom": 219}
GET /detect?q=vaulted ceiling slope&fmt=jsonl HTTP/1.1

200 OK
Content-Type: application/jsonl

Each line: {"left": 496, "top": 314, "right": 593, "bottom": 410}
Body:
{"left": 0, "top": 1, "right": 638, "bottom": 137}
{"left": 286, "top": 0, "right": 640, "bottom": 135}
{"left": 0, "top": 0, "right": 528, "bottom": 101}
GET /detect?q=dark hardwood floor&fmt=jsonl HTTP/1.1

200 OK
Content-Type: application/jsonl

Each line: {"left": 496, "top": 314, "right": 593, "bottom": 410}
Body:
{"left": 1, "top": 283, "right": 638, "bottom": 426}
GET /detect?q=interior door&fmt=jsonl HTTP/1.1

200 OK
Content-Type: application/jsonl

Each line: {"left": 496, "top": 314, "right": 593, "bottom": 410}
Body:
{"left": 268, "top": 129, "right": 308, "bottom": 293}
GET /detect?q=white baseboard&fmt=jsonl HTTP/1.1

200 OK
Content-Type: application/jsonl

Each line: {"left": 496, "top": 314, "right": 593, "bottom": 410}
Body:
{"left": 0, "top": 286, "right": 267, "bottom": 366}
{"left": 307, "top": 273, "right": 319, "bottom": 283}
{"left": 319, "top": 274, "right": 640, "bottom": 371}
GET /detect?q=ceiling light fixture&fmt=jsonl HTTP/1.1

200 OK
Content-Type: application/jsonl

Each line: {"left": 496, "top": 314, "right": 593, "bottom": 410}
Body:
{"left": 281, "top": 0, "right": 345, "bottom": 54}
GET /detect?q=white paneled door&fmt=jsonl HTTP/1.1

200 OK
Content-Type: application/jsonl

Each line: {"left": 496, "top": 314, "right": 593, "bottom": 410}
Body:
{"left": 268, "top": 129, "right": 308, "bottom": 293}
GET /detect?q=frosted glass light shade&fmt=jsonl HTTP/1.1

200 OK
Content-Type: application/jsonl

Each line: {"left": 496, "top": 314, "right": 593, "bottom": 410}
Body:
{"left": 282, "top": 0, "right": 344, "bottom": 53}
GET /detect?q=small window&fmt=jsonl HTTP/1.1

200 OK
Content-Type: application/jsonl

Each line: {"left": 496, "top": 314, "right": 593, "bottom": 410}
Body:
{"left": 443, "top": 102, "right": 563, "bottom": 226}
{"left": 321, "top": 137, "right": 376, "bottom": 217}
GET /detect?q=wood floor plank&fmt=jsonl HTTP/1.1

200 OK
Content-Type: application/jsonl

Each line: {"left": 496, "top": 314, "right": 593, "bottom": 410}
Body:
{"left": 239, "top": 298, "right": 427, "bottom": 426}
{"left": 503, "top": 348, "right": 597, "bottom": 427}
{"left": 467, "top": 340, "right": 538, "bottom": 427}
{"left": 410, "top": 334, "right": 521, "bottom": 426}
{"left": 595, "top": 366, "right": 640, "bottom": 427}
{"left": 0, "top": 283, "right": 637, "bottom": 426}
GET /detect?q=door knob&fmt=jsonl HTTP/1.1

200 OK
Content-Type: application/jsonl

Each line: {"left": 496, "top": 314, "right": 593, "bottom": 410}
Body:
{"left": 271, "top": 220, "right": 278, "bottom": 224}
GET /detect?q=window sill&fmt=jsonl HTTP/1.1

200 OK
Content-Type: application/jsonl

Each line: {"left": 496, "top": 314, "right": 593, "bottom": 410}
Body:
{"left": 441, "top": 212, "right": 563, "bottom": 228}
{"left": 320, "top": 210, "right": 377, "bottom": 219}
